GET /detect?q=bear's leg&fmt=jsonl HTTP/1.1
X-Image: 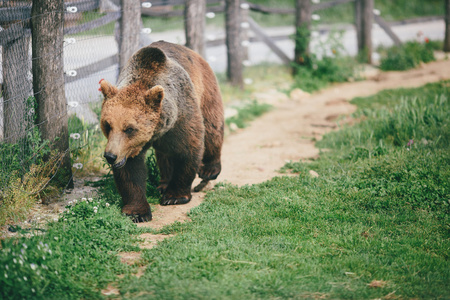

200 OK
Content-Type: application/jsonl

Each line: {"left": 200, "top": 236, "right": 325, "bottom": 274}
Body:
{"left": 113, "top": 151, "right": 152, "bottom": 222}
{"left": 198, "top": 118, "right": 224, "bottom": 182}
{"left": 160, "top": 157, "right": 197, "bottom": 205}
{"left": 155, "top": 150, "right": 173, "bottom": 195}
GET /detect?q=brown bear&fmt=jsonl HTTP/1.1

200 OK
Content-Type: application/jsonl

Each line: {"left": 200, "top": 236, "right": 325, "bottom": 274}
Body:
{"left": 99, "top": 41, "right": 224, "bottom": 222}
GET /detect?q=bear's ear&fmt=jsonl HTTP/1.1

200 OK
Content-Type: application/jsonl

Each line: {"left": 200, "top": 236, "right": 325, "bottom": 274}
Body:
{"left": 135, "top": 47, "right": 167, "bottom": 70}
{"left": 99, "top": 79, "right": 118, "bottom": 100}
{"left": 144, "top": 85, "right": 164, "bottom": 110}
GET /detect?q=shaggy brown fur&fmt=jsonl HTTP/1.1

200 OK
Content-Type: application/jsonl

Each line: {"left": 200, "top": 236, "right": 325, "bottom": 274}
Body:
{"left": 100, "top": 41, "right": 224, "bottom": 222}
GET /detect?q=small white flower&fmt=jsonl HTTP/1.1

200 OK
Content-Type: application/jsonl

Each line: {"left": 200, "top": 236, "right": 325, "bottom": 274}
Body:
{"left": 13, "top": 258, "right": 17, "bottom": 264}
{"left": 88, "top": 198, "right": 93, "bottom": 202}
{"left": 72, "top": 212, "right": 75, "bottom": 215}
{"left": 73, "top": 199, "right": 77, "bottom": 204}
{"left": 5, "top": 265, "right": 8, "bottom": 270}
{"left": 32, "top": 288, "right": 35, "bottom": 293}
{"left": 93, "top": 206, "right": 98, "bottom": 210}
{"left": 22, "top": 243, "right": 28, "bottom": 249}
{"left": 81, "top": 198, "right": 87, "bottom": 202}
{"left": 23, "top": 276, "right": 27, "bottom": 281}
{"left": 94, "top": 209, "right": 98, "bottom": 214}
{"left": 30, "top": 263, "right": 37, "bottom": 270}
{"left": 64, "top": 218, "right": 67, "bottom": 221}
{"left": 55, "top": 271, "right": 58, "bottom": 275}
{"left": 105, "top": 203, "right": 110, "bottom": 207}
{"left": 4, "top": 273, "right": 7, "bottom": 278}
{"left": 68, "top": 200, "right": 73, "bottom": 205}
{"left": 42, "top": 256, "right": 46, "bottom": 260}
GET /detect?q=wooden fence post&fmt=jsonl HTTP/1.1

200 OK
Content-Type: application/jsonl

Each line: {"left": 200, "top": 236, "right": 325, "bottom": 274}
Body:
{"left": 445, "top": 0, "right": 450, "bottom": 52}
{"left": 225, "top": 0, "right": 243, "bottom": 88}
{"left": 294, "top": 0, "right": 311, "bottom": 73}
{"left": 185, "top": 0, "right": 206, "bottom": 57}
{"left": 118, "top": 0, "right": 141, "bottom": 72}
{"left": 355, "top": 0, "right": 373, "bottom": 63}
{"left": 31, "top": 0, "right": 72, "bottom": 187}
{"left": 2, "top": 25, "right": 32, "bottom": 143}
{"left": 240, "top": 2, "right": 250, "bottom": 61}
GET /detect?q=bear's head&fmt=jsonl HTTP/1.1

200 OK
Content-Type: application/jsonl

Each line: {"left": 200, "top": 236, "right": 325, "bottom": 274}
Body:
{"left": 99, "top": 79, "right": 164, "bottom": 169}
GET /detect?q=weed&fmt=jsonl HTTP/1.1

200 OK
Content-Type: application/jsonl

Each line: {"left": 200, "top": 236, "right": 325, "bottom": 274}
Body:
{"left": 226, "top": 100, "right": 272, "bottom": 129}
{"left": 292, "top": 28, "right": 357, "bottom": 92}
{"left": 379, "top": 40, "right": 435, "bottom": 71}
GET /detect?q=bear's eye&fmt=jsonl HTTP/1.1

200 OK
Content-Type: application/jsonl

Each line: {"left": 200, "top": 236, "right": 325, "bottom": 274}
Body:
{"left": 102, "top": 122, "right": 111, "bottom": 135}
{"left": 124, "top": 127, "right": 135, "bottom": 135}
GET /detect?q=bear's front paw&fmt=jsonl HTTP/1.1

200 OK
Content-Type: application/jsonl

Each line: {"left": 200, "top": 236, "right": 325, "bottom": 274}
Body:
{"left": 122, "top": 205, "right": 152, "bottom": 223}
{"left": 160, "top": 195, "right": 191, "bottom": 206}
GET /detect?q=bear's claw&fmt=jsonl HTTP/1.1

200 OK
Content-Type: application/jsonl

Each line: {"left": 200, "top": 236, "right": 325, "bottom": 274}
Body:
{"left": 160, "top": 196, "right": 191, "bottom": 206}
{"left": 130, "top": 211, "right": 152, "bottom": 223}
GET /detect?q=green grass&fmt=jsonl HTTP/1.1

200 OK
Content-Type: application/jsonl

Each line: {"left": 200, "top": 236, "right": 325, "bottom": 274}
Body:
{"left": 1, "top": 79, "right": 449, "bottom": 298}
{"left": 379, "top": 41, "right": 436, "bottom": 71}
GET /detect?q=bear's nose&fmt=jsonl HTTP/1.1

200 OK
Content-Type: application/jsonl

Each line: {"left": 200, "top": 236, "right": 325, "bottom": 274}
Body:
{"left": 104, "top": 152, "right": 117, "bottom": 165}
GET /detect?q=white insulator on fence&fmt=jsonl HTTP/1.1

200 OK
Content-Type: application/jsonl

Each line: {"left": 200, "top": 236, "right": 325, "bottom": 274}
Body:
{"left": 141, "top": 28, "right": 152, "bottom": 34}
{"left": 311, "top": 14, "right": 320, "bottom": 21}
{"left": 311, "top": 0, "right": 320, "bottom": 4}
{"left": 240, "top": 22, "right": 250, "bottom": 29}
{"left": 240, "top": 3, "right": 250, "bottom": 10}
{"left": 67, "top": 70, "right": 77, "bottom": 77}
{"left": 206, "top": 12, "right": 216, "bottom": 19}
{"left": 73, "top": 163, "right": 83, "bottom": 169}
{"left": 241, "top": 40, "right": 250, "bottom": 47}
{"left": 66, "top": 6, "right": 78, "bottom": 13}
{"left": 207, "top": 34, "right": 216, "bottom": 41}
{"left": 68, "top": 101, "right": 79, "bottom": 108}
{"left": 65, "top": 38, "right": 76, "bottom": 44}
{"left": 373, "top": 9, "right": 381, "bottom": 16}
{"left": 244, "top": 78, "right": 253, "bottom": 85}
{"left": 70, "top": 133, "right": 81, "bottom": 140}
{"left": 243, "top": 60, "right": 251, "bottom": 67}
{"left": 208, "top": 56, "right": 217, "bottom": 62}
{"left": 142, "top": 2, "right": 152, "bottom": 8}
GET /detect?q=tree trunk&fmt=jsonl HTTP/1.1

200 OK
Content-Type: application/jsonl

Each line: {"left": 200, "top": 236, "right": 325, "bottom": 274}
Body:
{"left": 118, "top": 0, "right": 141, "bottom": 72}
{"left": 355, "top": 0, "right": 373, "bottom": 63}
{"left": 444, "top": 0, "right": 450, "bottom": 52}
{"left": 294, "top": 0, "right": 311, "bottom": 71}
{"left": 32, "top": 0, "right": 73, "bottom": 187}
{"left": 225, "top": 0, "right": 243, "bottom": 88}
{"left": 2, "top": 27, "right": 32, "bottom": 143}
{"left": 185, "top": 0, "right": 206, "bottom": 57}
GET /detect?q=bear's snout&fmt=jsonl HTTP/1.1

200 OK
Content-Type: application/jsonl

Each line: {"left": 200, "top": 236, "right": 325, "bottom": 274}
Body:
{"left": 104, "top": 152, "right": 117, "bottom": 165}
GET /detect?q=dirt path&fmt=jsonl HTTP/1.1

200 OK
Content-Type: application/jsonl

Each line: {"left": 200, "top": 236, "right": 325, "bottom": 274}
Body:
{"left": 142, "top": 58, "right": 450, "bottom": 230}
